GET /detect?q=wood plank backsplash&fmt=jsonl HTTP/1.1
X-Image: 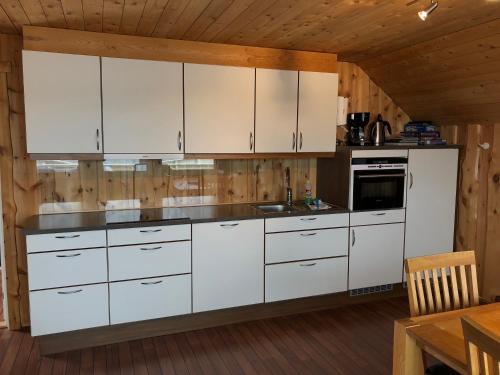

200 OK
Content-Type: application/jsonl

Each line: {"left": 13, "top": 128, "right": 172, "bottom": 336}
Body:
{"left": 36, "top": 159, "right": 317, "bottom": 214}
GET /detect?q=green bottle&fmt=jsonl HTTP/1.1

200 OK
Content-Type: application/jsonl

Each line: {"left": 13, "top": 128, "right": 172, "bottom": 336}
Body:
{"left": 304, "top": 179, "right": 313, "bottom": 205}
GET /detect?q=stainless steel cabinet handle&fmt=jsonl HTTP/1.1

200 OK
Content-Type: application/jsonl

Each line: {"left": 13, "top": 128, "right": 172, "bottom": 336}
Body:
{"left": 292, "top": 132, "right": 296, "bottom": 150}
{"left": 300, "top": 262, "right": 317, "bottom": 267}
{"left": 56, "top": 253, "right": 81, "bottom": 258}
{"left": 300, "top": 232, "right": 317, "bottom": 237}
{"left": 54, "top": 234, "right": 80, "bottom": 239}
{"left": 220, "top": 223, "right": 239, "bottom": 228}
{"left": 141, "top": 280, "right": 163, "bottom": 285}
{"left": 371, "top": 212, "right": 387, "bottom": 216}
{"left": 139, "top": 229, "right": 162, "bottom": 233}
{"left": 140, "top": 246, "right": 162, "bottom": 251}
{"left": 409, "top": 172, "right": 414, "bottom": 189}
{"left": 352, "top": 229, "right": 356, "bottom": 246}
{"left": 299, "top": 132, "right": 303, "bottom": 150}
{"left": 250, "top": 132, "right": 253, "bottom": 151}
{"left": 58, "top": 289, "right": 83, "bottom": 295}
{"left": 355, "top": 174, "right": 406, "bottom": 179}
{"left": 177, "top": 130, "right": 182, "bottom": 151}
{"left": 300, "top": 217, "right": 317, "bottom": 221}
{"left": 96, "top": 129, "right": 100, "bottom": 151}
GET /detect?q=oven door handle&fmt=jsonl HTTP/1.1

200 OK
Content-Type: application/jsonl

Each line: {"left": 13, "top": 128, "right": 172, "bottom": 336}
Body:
{"left": 354, "top": 173, "right": 406, "bottom": 179}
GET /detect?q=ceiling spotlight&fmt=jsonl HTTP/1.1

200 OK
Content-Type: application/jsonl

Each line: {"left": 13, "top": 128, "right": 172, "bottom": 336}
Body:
{"left": 418, "top": 0, "right": 438, "bottom": 21}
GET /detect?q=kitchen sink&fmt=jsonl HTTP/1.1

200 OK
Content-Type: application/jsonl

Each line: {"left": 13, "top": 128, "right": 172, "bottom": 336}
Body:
{"left": 254, "top": 204, "right": 297, "bottom": 213}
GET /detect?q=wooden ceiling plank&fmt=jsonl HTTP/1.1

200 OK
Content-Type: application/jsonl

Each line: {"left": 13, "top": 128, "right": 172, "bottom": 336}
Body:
{"left": 18, "top": 0, "right": 49, "bottom": 26}
{"left": 1, "top": 0, "right": 31, "bottom": 32}
{"left": 152, "top": 0, "right": 191, "bottom": 38}
{"left": 182, "top": 0, "right": 234, "bottom": 40}
{"left": 166, "top": 0, "right": 212, "bottom": 39}
{"left": 119, "top": 0, "right": 147, "bottom": 34}
{"left": 60, "top": 0, "right": 85, "bottom": 29}
{"left": 102, "top": 0, "right": 124, "bottom": 33}
{"left": 82, "top": 0, "right": 104, "bottom": 32}
{"left": 135, "top": 0, "right": 169, "bottom": 36}
{"left": 0, "top": 5, "right": 18, "bottom": 33}
{"left": 39, "top": 0, "right": 68, "bottom": 28}
{"left": 195, "top": 0, "right": 254, "bottom": 42}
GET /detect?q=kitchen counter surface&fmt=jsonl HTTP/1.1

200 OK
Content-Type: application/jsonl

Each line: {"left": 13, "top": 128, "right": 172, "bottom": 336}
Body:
{"left": 23, "top": 202, "right": 349, "bottom": 234}
{"left": 337, "top": 144, "right": 462, "bottom": 150}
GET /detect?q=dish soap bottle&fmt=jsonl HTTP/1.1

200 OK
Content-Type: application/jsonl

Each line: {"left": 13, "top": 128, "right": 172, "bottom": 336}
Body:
{"left": 304, "top": 179, "right": 313, "bottom": 205}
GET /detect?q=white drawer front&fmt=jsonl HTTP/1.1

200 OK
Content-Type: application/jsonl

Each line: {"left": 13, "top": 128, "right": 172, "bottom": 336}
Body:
{"left": 109, "top": 274, "right": 191, "bottom": 325}
{"left": 108, "top": 241, "right": 191, "bottom": 281}
{"left": 28, "top": 248, "right": 108, "bottom": 290}
{"left": 107, "top": 224, "right": 191, "bottom": 246}
{"left": 265, "top": 257, "right": 348, "bottom": 302}
{"left": 26, "top": 230, "right": 106, "bottom": 253}
{"left": 265, "top": 213, "right": 349, "bottom": 233}
{"left": 265, "top": 228, "right": 348, "bottom": 264}
{"left": 350, "top": 209, "right": 406, "bottom": 226}
{"left": 30, "top": 283, "right": 109, "bottom": 336}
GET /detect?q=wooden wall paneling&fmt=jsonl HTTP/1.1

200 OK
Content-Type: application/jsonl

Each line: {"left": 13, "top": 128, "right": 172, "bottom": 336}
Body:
{"left": 182, "top": 0, "right": 235, "bottom": 41}
{"left": 119, "top": 0, "right": 146, "bottom": 35}
{"left": 1, "top": 0, "right": 30, "bottom": 33}
{"left": 22, "top": 26, "right": 338, "bottom": 73}
{"left": 103, "top": 0, "right": 124, "bottom": 33}
{"left": 19, "top": 0, "right": 49, "bottom": 26}
{"left": 81, "top": 0, "right": 104, "bottom": 32}
{"left": 39, "top": 0, "right": 67, "bottom": 28}
{"left": 60, "top": 0, "right": 85, "bottom": 30}
{"left": 134, "top": 0, "right": 169, "bottom": 36}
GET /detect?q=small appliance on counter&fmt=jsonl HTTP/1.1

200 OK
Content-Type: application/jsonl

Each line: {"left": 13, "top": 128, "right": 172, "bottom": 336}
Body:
{"left": 347, "top": 112, "right": 370, "bottom": 145}
{"left": 369, "top": 114, "right": 392, "bottom": 146}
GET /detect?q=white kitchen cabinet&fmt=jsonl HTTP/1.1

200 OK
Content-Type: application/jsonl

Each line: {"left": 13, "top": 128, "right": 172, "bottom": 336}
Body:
{"left": 26, "top": 230, "right": 107, "bottom": 253}
{"left": 349, "top": 223, "right": 405, "bottom": 289}
{"left": 405, "top": 148, "right": 458, "bottom": 259}
{"left": 102, "top": 58, "right": 184, "bottom": 155}
{"left": 265, "top": 213, "right": 349, "bottom": 233}
{"left": 192, "top": 219, "right": 264, "bottom": 312}
{"left": 255, "top": 69, "right": 298, "bottom": 153}
{"left": 107, "top": 224, "right": 191, "bottom": 246}
{"left": 297, "top": 71, "right": 338, "bottom": 152}
{"left": 184, "top": 64, "right": 255, "bottom": 154}
{"left": 22, "top": 51, "right": 102, "bottom": 154}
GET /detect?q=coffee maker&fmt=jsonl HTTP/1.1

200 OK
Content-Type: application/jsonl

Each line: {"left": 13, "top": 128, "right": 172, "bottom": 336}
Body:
{"left": 347, "top": 112, "right": 370, "bottom": 146}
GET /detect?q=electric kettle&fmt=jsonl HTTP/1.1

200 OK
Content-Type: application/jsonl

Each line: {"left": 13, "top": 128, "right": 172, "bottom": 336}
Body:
{"left": 370, "top": 114, "right": 392, "bottom": 146}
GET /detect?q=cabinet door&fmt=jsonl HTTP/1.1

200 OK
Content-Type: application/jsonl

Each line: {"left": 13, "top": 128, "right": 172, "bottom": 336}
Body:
{"left": 184, "top": 64, "right": 255, "bottom": 154}
{"left": 255, "top": 69, "right": 298, "bottom": 153}
{"left": 102, "top": 58, "right": 184, "bottom": 154}
{"left": 349, "top": 223, "right": 404, "bottom": 289}
{"left": 22, "top": 51, "right": 102, "bottom": 154}
{"left": 297, "top": 71, "right": 338, "bottom": 152}
{"left": 405, "top": 149, "right": 458, "bottom": 259}
{"left": 192, "top": 219, "right": 264, "bottom": 312}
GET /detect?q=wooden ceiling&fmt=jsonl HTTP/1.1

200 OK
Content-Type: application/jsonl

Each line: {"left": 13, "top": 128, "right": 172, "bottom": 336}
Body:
{"left": 0, "top": 0, "right": 498, "bottom": 61}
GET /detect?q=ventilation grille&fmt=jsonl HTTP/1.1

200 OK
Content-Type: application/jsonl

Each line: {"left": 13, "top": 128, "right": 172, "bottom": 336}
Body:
{"left": 350, "top": 284, "right": 394, "bottom": 297}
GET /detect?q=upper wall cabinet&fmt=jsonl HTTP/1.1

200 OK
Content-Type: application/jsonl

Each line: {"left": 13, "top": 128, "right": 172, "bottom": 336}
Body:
{"left": 23, "top": 51, "right": 102, "bottom": 154}
{"left": 184, "top": 64, "right": 255, "bottom": 154}
{"left": 297, "top": 71, "right": 338, "bottom": 153}
{"left": 255, "top": 69, "right": 298, "bottom": 153}
{"left": 102, "top": 58, "right": 184, "bottom": 155}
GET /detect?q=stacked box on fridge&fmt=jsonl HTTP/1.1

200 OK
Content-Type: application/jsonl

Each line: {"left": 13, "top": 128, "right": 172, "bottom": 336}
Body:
{"left": 401, "top": 122, "right": 447, "bottom": 145}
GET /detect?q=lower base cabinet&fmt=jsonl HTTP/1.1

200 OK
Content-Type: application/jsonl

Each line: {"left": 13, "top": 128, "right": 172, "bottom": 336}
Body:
{"left": 30, "top": 283, "right": 109, "bottom": 336}
{"left": 109, "top": 274, "right": 191, "bottom": 325}
{"left": 265, "top": 257, "right": 348, "bottom": 302}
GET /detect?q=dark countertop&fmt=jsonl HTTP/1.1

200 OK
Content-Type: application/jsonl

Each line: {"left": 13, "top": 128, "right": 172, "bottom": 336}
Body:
{"left": 23, "top": 202, "right": 349, "bottom": 234}
{"left": 337, "top": 144, "right": 462, "bottom": 151}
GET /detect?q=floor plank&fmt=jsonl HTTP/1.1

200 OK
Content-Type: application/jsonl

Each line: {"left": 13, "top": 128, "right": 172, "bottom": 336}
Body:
{"left": 0, "top": 296, "right": 410, "bottom": 374}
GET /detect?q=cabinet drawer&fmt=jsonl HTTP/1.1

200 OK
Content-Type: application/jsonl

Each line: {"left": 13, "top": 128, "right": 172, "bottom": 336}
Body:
{"left": 350, "top": 209, "right": 405, "bottom": 226}
{"left": 265, "top": 213, "right": 349, "bottom": 233}
{"left": 265, "top": 257, "right": 348, "bottom": 302}
{"left": 108, "top": 241, "right": 191, "bottom": 281}
{"left": 107, "top": 224, "right": 190, "bottom": 246}
{"left": 30, "top": 283, "right": 109, "bottom": 336}
{"left": 109, "top": 274, "right": 191, "bottom": 325}
{"left": 265, "top": 228, "right": 348, "bottom": 264}
{"left": 26, "top": 230, "right": 106, "bottom": 253}
{"left": 28, "top": 248, "right": 108, "bottom": 290}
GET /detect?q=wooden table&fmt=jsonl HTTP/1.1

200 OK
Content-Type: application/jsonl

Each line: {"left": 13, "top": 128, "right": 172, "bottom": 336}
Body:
{"left": 393, "top": 303, "right": 500, "bottom": 375}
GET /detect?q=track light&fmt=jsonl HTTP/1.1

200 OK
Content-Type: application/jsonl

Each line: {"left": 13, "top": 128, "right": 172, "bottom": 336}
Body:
{"left": 418, "top": 0, "right": 438, "bottom": 21}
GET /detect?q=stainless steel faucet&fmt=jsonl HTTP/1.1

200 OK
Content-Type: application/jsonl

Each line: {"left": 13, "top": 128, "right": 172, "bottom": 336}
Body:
{"left": 285, "top": 167, "right": 292, "bottom": 206}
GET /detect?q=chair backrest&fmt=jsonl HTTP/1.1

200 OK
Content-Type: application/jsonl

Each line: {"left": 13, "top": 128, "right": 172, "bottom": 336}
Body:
{"left": 462, "top": 316, "right": 500, "bottom": 375}
{"left": 404, "top": 251, "right": 479, "bottom": 317}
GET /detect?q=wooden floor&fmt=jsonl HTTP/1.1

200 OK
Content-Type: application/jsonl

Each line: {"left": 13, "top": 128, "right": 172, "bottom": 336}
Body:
{"left": 0, "top": 296, "right": 408, "bottom": 375}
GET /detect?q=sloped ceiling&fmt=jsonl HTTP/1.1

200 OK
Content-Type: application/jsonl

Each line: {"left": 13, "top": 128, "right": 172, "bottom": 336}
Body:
{"left": 1, "top": 0, "right": 500, "bottom": 125}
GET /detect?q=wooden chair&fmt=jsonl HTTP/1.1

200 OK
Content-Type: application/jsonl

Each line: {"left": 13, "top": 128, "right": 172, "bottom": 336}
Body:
{"left": 462, "top": 316, "right": 500, "bottom": 375}
{"left": 405, "top": 251, "right": 479, "bottom": 317}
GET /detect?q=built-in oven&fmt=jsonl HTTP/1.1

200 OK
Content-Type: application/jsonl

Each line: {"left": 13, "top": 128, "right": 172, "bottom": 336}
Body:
{"left": 349, "top": 156, "right": 408, "bottom": 211}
